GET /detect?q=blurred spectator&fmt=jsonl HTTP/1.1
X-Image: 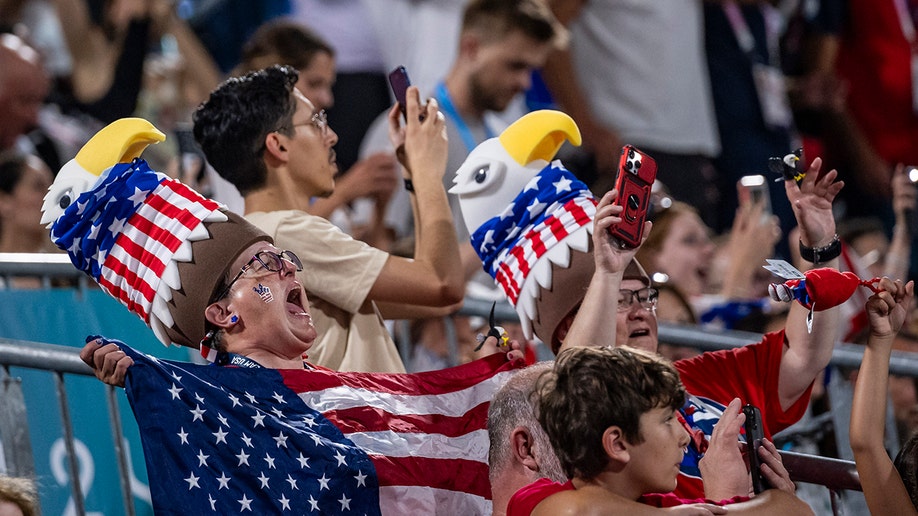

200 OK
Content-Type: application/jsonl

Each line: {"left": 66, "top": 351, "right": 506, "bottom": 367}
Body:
{"left": 406, "top": 314, "right": 478, "bottom": 372}
{"left": 53, "top": 0, "right": 221, "bottom": 126}
{"left": 703, "top": 1, "right": 797, "bottom": 241}
{"left": 362, "top": 0, "right": 565, "bottom": 287}
{"left": 228, "top": 20, "right": 398, "bottom": 250}
{"left": 287, "top": 0, "right": 390, "bottom": 174}
{"left": 543, "top": 0, "right": 721, "bottom": 222}
{"left": 0, "top": 150, "right": 55, "bottom": 252}
{"left": 0, "top": 33, "right": 50, "bottom": 154}
{"left": 639, "top": 183, "right": 781, "bottom": 328}
{"left": 654, "top": 279, "right": 702, "bottom": 362}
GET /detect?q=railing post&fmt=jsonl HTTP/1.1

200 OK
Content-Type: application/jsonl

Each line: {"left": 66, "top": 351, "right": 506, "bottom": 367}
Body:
{"left": 54, "top": 372, "right": 85, "bottom": 516}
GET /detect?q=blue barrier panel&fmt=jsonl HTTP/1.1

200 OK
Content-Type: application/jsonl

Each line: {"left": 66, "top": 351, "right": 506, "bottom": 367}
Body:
{"left": 0, "top": 288, "right": 194, "bottom": 515}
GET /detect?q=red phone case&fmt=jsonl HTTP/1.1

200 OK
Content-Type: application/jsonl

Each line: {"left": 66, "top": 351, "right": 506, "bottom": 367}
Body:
{"left": 608, "top": 145, "right": 657, "bottom": 248}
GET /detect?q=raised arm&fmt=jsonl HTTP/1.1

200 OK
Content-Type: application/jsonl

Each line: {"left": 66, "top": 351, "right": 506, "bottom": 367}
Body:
{"left": 367, "top": 88, "right": 464, "bottom": 306}
{"left": 779, "top": 157, "right": 844, "bottom": 410}
{"left": 559, "top": 190, "right": 650, "bottom": 352}
{"left": 850, "top": 278, "right": 916, "bottom": 516}
{"left": 884, "top": 165, "right": 915, "bottom": 281}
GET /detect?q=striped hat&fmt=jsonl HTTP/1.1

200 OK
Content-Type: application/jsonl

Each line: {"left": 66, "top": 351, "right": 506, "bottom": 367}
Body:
{"left": 450, "top": 110, "right": 594, "bottom": 351}
{"left": 43, "top": 118, "right": 270, "bottom": 348}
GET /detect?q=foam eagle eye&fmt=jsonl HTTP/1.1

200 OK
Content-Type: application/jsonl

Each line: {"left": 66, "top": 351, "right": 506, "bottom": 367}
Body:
{"left": 58, "top": 189, "right": 73, "bottom": 210}
{"left": 474, "top": 165, "right": 489, "bottom": 184}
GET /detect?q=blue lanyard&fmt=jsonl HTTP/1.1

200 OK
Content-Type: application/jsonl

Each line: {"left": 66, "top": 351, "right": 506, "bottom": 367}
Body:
{"left": 435, "top": 82, "right": 495, "bottom": 153}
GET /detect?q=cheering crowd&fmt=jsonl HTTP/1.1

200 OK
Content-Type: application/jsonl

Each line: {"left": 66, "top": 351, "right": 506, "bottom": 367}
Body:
{"left": 2, "top": 0, "right": 918, "bottom": 514}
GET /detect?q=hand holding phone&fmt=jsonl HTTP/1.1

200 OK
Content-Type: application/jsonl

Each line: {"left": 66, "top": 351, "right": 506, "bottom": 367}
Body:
{"left": 388, "top": 66, "right": 412, "bottom": 121}
{"left": 738, "top": 175, "right": 772, "bottom": 222}
{"left": 608, "top": 145, "right": 657, "bottom": 248}
{"left": 742, "top": 404, "right": 769, "bottom": 494}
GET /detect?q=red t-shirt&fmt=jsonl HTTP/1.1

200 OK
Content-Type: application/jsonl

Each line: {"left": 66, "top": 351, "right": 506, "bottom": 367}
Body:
{"left": 507, "top": 478, "right": 749, "bottom": 516}
{"left": 672, "top": 330, "right": 813, "bottom": 499}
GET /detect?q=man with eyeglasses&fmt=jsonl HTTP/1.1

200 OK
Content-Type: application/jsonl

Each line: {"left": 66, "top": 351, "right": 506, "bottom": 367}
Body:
{"left": 192, "top": 65, "right": 463, "bottom": 374}
{"left": 555, "top": 161, "right": 845, "bottom": 500}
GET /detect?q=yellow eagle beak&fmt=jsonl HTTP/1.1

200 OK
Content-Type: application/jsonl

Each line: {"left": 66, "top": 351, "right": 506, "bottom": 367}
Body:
{"left": 498, "top": 110, "right": 582, "bottom": 166}
{"left": 75, "top": 117, "right": 167, "bottom": 176}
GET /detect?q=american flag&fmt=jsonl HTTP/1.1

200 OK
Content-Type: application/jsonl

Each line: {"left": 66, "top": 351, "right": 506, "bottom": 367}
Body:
{"left": 115, "top": 341, "right": 522, "bottom": 514}
{"left": 49, "top": 159, "right": 222, "bottom": 324}
{"left": 470, "top": 161, "right": 595, "bottom": 305}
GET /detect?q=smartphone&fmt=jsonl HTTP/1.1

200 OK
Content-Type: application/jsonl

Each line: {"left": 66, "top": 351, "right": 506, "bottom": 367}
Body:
{"left": 738, "top": 175, "right": 772, "bottom": 220}
{"left": 743, "top": 404, "right": 768, "bottom": 494}
{"left": 388, "top": 66, "right": 411, "bottom": 121}
{"left": 608, "top": 145, "right": 657, "bottom": 248}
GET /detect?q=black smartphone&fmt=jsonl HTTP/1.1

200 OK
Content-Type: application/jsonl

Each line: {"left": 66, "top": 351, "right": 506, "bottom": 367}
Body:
{"left": 743, "top": 404, "right": 768, "bottom": 494}
{"left": 608, "top": 145, "right": 657, "bottom": 248}
{"left": 388, "top": 66, "right": 411, "bottom": 121}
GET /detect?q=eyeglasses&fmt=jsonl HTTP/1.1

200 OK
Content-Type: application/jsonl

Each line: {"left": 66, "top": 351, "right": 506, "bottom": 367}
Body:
{"left": 212, "top": 250, "right": 303, "bottom": 302}
{"left": 617, "top": 287, "right": 659, "bottom": 312}
{"left": 290, "top": 110, "right": 328, "bottom": 137}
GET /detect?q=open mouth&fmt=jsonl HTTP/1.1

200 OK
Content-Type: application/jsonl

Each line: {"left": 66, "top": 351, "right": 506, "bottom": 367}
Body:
{"left": 286, "top": 286, "right": 309, "bottom": 317}
{"left": 629, "top": 328, "right": 650, "bottom": 338}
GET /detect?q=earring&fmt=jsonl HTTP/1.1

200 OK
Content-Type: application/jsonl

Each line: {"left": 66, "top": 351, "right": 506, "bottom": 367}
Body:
{"left": 230, "top": 315, "right": 238, "bottom": 324}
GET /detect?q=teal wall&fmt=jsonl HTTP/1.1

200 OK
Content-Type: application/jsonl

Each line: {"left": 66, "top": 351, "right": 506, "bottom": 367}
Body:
{"left": 0, "top": 288, "right": 195, "bottom": 515}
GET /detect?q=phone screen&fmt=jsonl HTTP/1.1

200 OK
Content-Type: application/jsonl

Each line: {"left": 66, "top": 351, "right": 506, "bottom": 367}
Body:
{"left": 388, "top": 66, "right": 411, "bottom": 120}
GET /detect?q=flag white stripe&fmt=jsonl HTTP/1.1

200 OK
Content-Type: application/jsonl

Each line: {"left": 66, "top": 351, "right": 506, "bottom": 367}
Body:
{"left": 298, "top": 369, "right": 515, "bottom": 416}
{"left": 347, "top": 429, "right": 489, "bottom": 463}
{"left": 378, "top": 485, "right": 491, "bottom": 516}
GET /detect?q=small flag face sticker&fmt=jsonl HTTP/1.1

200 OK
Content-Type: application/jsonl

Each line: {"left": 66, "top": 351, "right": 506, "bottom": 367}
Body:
{"left": 254, "top": 283, "right": 274, "bottom": 303}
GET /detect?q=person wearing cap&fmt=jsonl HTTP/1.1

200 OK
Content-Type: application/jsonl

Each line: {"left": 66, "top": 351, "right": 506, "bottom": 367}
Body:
{"left": 191, "top": 65, "right": 464, "bottom": 373}
{"left": 553, "top": 157, "right": 844, "bottom": 500}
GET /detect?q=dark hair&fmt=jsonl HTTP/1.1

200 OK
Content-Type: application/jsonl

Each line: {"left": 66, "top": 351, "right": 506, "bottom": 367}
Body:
{"left": 240, "top": 21, "right": 334, "bottom": 73}
{"left": 0, "top": 150, "right": 29, "bottom": 194}
{"left": 895, "top": 432, "right": 918, "bottom": 509}
{"left": 461, "top": 0, "right": 566, "bottom": 47}
{"left": 536, "top": 346, "right": 685, "bottom": 480}
{"left": 192, "top": 65, "right": 299, "bottom": 195}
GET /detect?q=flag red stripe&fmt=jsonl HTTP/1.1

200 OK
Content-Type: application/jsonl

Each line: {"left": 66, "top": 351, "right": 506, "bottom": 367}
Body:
{"left": 567, "top": 197, "right": 593, "bottom": 225}
{"left": 509, "top": 243, "right": 530, "bottom": 276}
{"left": 498, "top": 262, "right": 520, "bottom": 304}
{"left": 282, "top": 353, "right": 513, "bottom": 394}
{"left": 144, "top": 192, "right": 208, "bottom": 231}
{"left": 99, "top": 255, "right": 154, "bottom": 319}
{"left": 546, "top": 214, "right": 568, "bottom": 242}
{"left": 127, "top": 213, "right": 183, "bottom": 252}
{"left": 323, "top": 401, "right": 490, "bottom": 437}
{"left": 370, "top": 455, "right": 491, "bottom": 500}
{"left": 163, "top": 178, "right": 221, "bottom": 210}
{"left": 527, "top": 229, "right": 546, "bottom": 256}
{"left": 114, "top": 232, "right": 167, "bottom": 276}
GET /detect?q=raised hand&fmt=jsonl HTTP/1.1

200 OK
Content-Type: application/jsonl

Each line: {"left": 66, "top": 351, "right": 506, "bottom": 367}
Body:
{"left": 592, "top": 189, "right": 651, "bottom": 276}
{"left": 699, "top": 398, "right": 752, "bottom": 499}
{"left": 784, "top": 157, "right": 844, "bottom": 247}
{"left": 866, "top": 278, "right": 914, "bottom": 340}
{"left": 757, "top": 438, "right": 795, "bottom": 494}
{"left": 79, "top": 337, "right": 133, "bottom": 387}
